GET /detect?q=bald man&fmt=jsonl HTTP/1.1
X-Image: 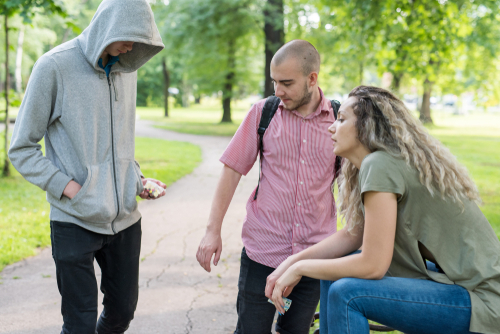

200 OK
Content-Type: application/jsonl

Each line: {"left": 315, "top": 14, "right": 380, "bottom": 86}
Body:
{"left": 196, "top": 40, "right": 339, "bottom": 334}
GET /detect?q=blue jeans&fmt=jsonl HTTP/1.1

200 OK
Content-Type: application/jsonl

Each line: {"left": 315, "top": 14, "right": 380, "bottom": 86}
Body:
{"left": 319, "top": 254, "right": 476, "bottom": 334}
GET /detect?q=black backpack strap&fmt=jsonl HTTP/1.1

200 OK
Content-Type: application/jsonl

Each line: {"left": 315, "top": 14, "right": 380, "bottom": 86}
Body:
{"left": 331, "top": 99, "right": 341, "bottom": 119}
{"left": 330, "top": 99, "right": 343, "bottom": 180}
{"left": 254, "top": 96, "right": 281, "bottom": 200}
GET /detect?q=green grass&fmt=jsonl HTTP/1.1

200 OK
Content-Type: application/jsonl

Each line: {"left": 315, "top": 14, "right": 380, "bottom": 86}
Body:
{"left": 0, "top": 161, "right": 51, "bottom": 273}
{"left": 134, "top": 137, "right": 201, "bottom": 188}
{"left": 0, "top": 135, "right": 201, "bottom": 272}
{"left": 429, "top": 113, "right": 500, "bottom": 238}
{"left": 137, "top": 99, "right": 251, "bottom": 136}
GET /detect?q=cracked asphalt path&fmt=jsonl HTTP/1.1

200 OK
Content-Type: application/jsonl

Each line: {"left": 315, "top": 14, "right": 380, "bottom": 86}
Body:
{"left": 0, "top": 120, "right": 259, "bottom": 334}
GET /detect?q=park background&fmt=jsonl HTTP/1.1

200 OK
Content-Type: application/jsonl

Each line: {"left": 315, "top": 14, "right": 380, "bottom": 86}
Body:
{"left": 0, "top": 0, "right": 499, "bottom": 333}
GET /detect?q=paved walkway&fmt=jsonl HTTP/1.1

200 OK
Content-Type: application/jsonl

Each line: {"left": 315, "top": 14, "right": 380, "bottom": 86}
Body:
{"left": 0, "top": 120, "right": 259, "bottom": 333}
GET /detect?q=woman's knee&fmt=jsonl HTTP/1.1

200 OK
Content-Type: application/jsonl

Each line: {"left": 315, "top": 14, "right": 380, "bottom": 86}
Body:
{"left": 327, "top": 277, "right": 366, "bottom": 307}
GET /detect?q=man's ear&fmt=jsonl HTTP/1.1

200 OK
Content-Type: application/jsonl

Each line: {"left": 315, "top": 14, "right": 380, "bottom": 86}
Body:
{"left": 308, "top": 72, "right": 318, "bottom": 88}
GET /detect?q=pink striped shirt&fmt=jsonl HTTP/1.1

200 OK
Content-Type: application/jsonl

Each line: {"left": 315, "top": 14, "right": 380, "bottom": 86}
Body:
{"left": 220, "top": 88, "right": 337, "bottom": 268}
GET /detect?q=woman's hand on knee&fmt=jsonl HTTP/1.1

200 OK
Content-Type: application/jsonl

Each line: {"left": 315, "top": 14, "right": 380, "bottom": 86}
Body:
{"left": 270, "top": 263, "right": 302, "bottom": 314}
{"left": 265, "top": 255, "right": 297, "bottom": 299}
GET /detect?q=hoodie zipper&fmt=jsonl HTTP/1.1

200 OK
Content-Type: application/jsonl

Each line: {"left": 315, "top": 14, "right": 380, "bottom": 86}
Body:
{"left": 107, "top": 75, "right": 119, "bottom": 234}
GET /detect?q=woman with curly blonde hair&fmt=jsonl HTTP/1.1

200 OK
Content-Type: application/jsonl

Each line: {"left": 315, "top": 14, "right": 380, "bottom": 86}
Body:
{"left": 264, "top": 86, "right": 500, "bottom": 334}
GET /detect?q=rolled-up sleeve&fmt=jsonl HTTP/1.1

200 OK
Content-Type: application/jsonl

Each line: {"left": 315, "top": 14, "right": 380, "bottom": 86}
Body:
{"left": 219, "top": 100, "right": 264, "bottom": 176}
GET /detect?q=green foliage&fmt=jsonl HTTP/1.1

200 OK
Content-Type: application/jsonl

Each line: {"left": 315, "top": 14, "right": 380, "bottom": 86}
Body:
{"left": 379, "top": 0, "right": 500, "bottom": 99}
{"left": 0, "top": 135, "right": 201, "bottom": 271}
{"left": 2, "top": 0, "right": 500, "bottom": 113}
{"left": 152, "top": 0, "right": 263, "bottom": 110}
{"left": 0, "top": 89, "right": 21, "bottom": 106}
{"left": 283, "top": 0, "right": 500, "bottom": 103}
{"left": 137, "top": 55, "right": 165, "bottom": 107}
{"left": 0, "top": 0, "right": 102, "bottom": 94}
{"left": 0, "top": 0, "right": 66, "bottom": 21}
{"left": 375, "top": 0, "right": 488, "bottom": 95}
{"left": 316, "top": 0, "right": 386, "bottom": 87}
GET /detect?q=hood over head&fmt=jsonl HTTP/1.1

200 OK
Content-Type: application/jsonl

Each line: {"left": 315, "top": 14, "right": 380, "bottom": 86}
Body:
{"left": 77, "top": 0, "right": 165, "bottom": 73}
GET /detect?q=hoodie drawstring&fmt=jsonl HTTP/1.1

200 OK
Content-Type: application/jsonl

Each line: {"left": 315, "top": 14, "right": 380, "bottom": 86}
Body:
{"left": 111, "top": 73, "right": 118, "bottom": 101}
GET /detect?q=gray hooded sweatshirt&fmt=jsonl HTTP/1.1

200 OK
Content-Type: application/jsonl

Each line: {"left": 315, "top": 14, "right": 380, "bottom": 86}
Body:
{"left": 9, "top": 0, "right": 165, "bottom": 234}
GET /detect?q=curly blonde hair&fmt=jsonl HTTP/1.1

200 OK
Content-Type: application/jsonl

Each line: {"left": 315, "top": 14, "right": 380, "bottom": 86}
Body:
{"left": 337, "top": 86, "right": 481, "bottom": 233}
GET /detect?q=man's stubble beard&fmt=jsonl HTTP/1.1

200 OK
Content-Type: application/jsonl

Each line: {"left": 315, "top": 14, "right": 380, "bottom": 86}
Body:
{"left": 285, "top": 82, "right": 312, "bottom": 111}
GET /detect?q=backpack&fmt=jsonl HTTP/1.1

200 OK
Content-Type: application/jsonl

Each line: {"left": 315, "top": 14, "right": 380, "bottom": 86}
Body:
{"left": 254, "top": 96, "right": 342, "bottom": 200}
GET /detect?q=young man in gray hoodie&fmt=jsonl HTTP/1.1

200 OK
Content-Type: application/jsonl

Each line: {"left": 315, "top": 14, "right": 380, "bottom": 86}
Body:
{"left": 8, "top": 0, "right": 165, "bottom": 332}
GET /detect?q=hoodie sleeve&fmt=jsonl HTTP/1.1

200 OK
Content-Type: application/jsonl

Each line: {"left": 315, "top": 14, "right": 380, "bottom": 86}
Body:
{"left": 8, "top": 55, "right": 72, "bottom": 199}
{"left": 134, "top": 160, "right": 144, "bottom": 179}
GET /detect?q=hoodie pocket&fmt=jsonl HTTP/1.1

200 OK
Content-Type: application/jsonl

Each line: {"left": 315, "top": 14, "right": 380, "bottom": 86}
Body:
{"left": 118, "top": 160, "right": 144, "bottom": 217}
{"left": 69, "top": 162, "right": 117, "bottom": 222}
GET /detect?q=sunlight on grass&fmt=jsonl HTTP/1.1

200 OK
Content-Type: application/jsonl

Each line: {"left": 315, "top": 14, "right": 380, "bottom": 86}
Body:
{"left": 135, "top": 137, "right": 201, "bottom": 189}
{"left": 428, "top": 113, "right": 500, "bottom": 238}
{"left": 137, "top": 99, "right": 252, "bottom": 136}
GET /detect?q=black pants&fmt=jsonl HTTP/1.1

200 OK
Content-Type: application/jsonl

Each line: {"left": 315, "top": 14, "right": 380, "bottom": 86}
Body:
{"left": 235, "top": 248, "right": 320, "bottom": 334}
{"left": 50, "top": 220, "right": 142, "bottom": 334}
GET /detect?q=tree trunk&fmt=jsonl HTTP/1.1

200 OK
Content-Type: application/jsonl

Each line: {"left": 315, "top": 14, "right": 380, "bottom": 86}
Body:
{"left": 162, "top": 57, "right": 170, "bottom": 117}
{"left": 419, "top": 78, "right": 433, "bottom": 124}
{"left": 181, "top": 81, "right": 190, "bottom": 108}
{"left": 359, "top": 61, "right": 364, "bottom": 85}
{"left": 194, "top": 95, "right": 201, "bottom": 104}
{"left": 3, "top": 14, "right": 10, "bottom": 176}
{"left": 221, "top": 40, "right": 235, "bottom": 123}
{"left": 391, "top": 72, "right": 403, "bottom": 95}
{"left": 15, "top": 24, "right": 24, "bottom": 94}
{"left": 263, "top": 0, "right": 284, "bottom": 98}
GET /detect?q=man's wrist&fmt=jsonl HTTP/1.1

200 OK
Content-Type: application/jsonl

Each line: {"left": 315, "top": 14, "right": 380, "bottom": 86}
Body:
{"left": 206, "top": 222, "right": 222, "bottom": 234}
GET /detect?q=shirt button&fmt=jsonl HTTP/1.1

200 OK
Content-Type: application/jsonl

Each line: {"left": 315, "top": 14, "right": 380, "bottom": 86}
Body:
{"left": 294, "top": 243, "right": 297, "bottom": 246}
{"left": 303, "top": 139, "right": 307, "bottom": 143}
{"left": 298, "top": 203, "right": 301, "bottom": 206}
{"left": 296, "top": 224, "right": 299, "bottom": 227}
{"left": 301, "top": 160, "right": 305, "bottom": 164}
{"left": 300, "top": 181, "right": 303, "bottom": 185}
{"left": 302, "top": 119, "right": 305, "bottom": 123}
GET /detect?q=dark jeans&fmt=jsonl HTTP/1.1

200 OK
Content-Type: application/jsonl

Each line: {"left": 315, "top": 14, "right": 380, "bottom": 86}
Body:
{"left": 235, "top": 248, "right": 320, "bottom": 334}
{"left": 50, "top": 220, "right": 142, "bottom": 334}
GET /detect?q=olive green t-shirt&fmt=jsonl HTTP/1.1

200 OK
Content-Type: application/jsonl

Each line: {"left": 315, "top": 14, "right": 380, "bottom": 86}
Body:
{"left": 359, "top": 151, "right": 500, "bottom": 334}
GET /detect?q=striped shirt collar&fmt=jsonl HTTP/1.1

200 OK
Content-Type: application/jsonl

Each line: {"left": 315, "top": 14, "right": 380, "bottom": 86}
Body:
{"left": 278, "top": 87, "right": 331, "bottom": 118}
